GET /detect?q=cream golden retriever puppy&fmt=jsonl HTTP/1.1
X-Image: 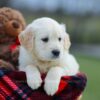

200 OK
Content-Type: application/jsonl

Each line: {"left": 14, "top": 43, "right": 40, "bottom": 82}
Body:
{"left": 18, "top": 17, "right": 79, "bottom": 96}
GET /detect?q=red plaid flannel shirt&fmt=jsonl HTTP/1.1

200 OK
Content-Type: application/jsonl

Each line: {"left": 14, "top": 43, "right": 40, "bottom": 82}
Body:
{"left": 0, "top": 68, "right": 87, "bottom": 100}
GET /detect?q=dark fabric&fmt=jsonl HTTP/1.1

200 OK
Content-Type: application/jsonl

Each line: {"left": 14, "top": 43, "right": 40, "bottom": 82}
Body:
{"left": 0, "top": 37, "right": 20, "bottom": 69}
{"left": 0, "top": 68, "right": 87, "bottom": 100}
{"left": 0, "top": 32, "right": 16, "bottom": 44}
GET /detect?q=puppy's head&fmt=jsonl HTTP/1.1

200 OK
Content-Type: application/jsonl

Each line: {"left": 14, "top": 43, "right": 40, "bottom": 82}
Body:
{"left": 19, "top": 17, "right": 71, "bottom": 61}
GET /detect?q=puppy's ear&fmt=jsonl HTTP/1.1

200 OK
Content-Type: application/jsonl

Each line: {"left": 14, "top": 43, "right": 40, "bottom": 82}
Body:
{"left": 60, "top": 24, "right": 66, "bottom": 32}
{"left": 19, "top": 24, "right": 34, "bottom": 51}
{"left": 60, "top": 24, "right": 71, "bottom": 51}
{"left": 64, "top": 33, "right": 71, "bottom": 51}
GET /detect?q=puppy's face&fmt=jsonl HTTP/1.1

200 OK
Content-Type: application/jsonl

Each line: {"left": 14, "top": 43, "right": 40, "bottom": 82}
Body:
{"left": 35, "top": 30, "right": 64, "bottom": 61}
{"left": 19, "top": 18, "right": 71, "bottom": 61}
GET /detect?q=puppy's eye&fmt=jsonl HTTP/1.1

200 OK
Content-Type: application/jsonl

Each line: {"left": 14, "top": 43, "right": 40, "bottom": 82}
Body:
{"left": 58, "top": 37, "right": 62, "bottom": 41}
{"left": 41, "top": 37, "right": 49, "bottom": 42}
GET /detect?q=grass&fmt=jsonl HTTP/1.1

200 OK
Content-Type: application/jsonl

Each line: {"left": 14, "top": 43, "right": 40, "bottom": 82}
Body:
{"left": 75, "top": 54, "right": 100, "bottom": 100}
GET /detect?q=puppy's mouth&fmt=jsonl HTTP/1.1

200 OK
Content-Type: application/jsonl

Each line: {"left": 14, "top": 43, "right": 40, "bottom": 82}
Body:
{"left": 50, "top": 55, "right": 60, "bottom": 61}
{"left": 52, "top": 55, "right": 59, "bottom": 58}
{"left": 37, "top": 56, "right": 59, "bottom": 62}
{"left": 35, "top": 50, "right": 61, "bottom": 61}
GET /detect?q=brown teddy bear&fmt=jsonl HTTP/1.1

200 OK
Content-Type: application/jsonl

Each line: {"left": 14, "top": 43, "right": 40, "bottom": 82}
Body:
{"left": 0, "top": 7, "right": 26, "bottom": 70}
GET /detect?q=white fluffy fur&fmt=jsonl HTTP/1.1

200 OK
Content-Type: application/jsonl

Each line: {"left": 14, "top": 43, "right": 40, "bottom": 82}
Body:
{"left": 18, "top": 17, "right": 79, "bottom": 95}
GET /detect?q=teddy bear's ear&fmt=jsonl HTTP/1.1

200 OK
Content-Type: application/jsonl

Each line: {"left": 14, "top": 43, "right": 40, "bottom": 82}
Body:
{"left": 19, "top": 24, "right": 34, "bottom": 52}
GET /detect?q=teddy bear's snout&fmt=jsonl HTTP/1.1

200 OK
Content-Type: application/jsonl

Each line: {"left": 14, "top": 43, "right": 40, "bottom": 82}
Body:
{"left": 12, "top": 21, "right": 20, "bottom": 29}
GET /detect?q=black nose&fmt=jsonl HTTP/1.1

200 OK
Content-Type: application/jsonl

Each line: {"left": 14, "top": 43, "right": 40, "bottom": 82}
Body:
{"left": 52, "top": 50, "right": 60, "bottom": 57}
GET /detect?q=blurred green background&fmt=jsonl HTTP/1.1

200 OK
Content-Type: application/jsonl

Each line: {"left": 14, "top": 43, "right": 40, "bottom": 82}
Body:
{"left": 0, "top": 0, "right": 100, "bottom": 100}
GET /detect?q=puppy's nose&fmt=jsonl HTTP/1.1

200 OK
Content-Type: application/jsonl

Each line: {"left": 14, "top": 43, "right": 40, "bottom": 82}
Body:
{"left": 52, "top": 50, "right": 60, "bottom": 57}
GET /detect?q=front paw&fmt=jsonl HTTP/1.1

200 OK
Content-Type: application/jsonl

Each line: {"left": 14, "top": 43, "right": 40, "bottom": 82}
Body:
{"left": 44, "top": 78, "right": 60, "bottom": 96}
{"left": 27, "top": 75, "right": 42, "bottom": 90}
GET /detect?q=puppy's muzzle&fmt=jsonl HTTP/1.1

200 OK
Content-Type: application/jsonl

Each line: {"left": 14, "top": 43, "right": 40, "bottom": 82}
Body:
{"left": 52, "top": 50, "right": 60, "bottom": 57}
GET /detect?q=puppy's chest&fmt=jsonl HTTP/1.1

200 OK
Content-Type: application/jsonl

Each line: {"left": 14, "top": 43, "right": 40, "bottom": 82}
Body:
{"left": 36, "top": 61, "right": 59, "bottom": 73}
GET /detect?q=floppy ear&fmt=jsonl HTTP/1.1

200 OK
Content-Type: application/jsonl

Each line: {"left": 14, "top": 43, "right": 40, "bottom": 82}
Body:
{"left": 18, "top": 24, "right": 34, "bottom": 51}
{"left": 60, "top": 24, "right": 71, "bottom": 51}
{"left": 60, "top": 24, "right": 66, "bottom": 32}
{"left": 64, "top": 33, "right": 71, "bottom": 51}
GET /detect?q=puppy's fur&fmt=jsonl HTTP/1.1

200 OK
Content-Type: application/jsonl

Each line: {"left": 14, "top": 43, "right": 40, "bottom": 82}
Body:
{"left": 18, "top": 17, "right": 79, "bottom": 95}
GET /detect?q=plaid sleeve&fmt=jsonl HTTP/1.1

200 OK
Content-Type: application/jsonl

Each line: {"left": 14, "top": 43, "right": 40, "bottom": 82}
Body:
{"left": 0, "top": 68, "right": 87, "bottom": 100}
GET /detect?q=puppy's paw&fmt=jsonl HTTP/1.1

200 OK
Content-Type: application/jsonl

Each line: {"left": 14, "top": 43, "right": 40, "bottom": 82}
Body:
{"left": 25, "top": 65, "right": 42, "bottom": 90}
{"left": 27, "top": 75, "right": 42, "bottom": 90}
{"left": 44, "top": 78, "right": 60, "bottom": 96}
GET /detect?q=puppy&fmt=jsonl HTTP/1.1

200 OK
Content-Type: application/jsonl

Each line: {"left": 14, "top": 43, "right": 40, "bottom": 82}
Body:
{"left": 18, "top": 17, "right": 79, "bottom": 96}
